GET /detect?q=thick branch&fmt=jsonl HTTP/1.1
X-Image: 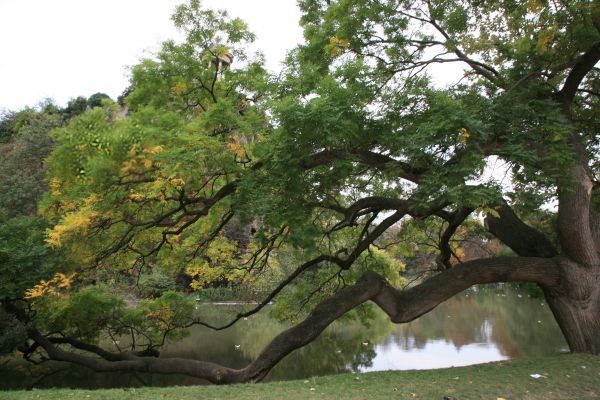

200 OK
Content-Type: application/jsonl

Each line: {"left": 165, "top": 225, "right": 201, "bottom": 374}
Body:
{"left": 559, "top": 38, "right": 600, "bottom": 107}
{"left": 484, "top": 204, "right": 557, "bottom": 258}
{"left": 374, "top": 256, "right": 559, "bottom": 323}
{"left": 557, "top": 160, "right": 600, "bottom": 266}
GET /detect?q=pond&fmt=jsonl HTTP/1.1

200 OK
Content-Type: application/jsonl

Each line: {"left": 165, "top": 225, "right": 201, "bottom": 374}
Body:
{"left": 0, "top": 285, "right": 567, "bottom": 389}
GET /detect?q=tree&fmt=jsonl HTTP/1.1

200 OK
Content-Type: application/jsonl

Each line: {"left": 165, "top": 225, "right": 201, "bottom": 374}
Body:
{"left": 0, "top": 107, "right": 63, "bottom": 217}
{"left": 3, "top": 0, "right": 600, "bottom": 385}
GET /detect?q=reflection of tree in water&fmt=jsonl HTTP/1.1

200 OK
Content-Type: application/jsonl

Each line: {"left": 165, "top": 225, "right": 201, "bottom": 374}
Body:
{"left": 158, "top": 304, "right": 389, "bottom": 381}
{"left": 389, "top": 287, "right": 566, "bottom": 358}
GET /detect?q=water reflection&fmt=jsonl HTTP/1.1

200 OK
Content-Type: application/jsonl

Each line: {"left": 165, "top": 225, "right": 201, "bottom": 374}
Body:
{"left": 0, "top": 285, "right": 567, "bottom": 389}
{"left": 364, "top": 340, "right": 507, "bottom": 371}
{"left": 359, "top": 286, "right": 567, "bottom": 373}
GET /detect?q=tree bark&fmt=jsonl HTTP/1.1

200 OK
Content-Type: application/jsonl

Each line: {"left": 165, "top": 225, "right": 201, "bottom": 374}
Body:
{"left": 543, "top": 257, "right": 600, "bottom": 354}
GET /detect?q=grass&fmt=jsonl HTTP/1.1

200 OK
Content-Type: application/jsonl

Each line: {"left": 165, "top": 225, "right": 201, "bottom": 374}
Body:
{"left": 2, "top": 354, "right": 599, "bottom": 400}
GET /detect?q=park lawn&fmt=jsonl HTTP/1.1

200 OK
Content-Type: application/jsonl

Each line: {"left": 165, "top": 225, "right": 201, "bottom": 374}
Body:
{"left": 2, "top": 354, "right": 599, "bottom": 400}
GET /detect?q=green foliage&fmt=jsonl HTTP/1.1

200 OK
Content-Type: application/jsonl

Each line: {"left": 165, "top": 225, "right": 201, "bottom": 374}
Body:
{"left": 0, "top": 109, "right": 19, "bottom": 142}
{"left": 272, "top": 245, "right": 405, "bottom": 323}
{"left": 122, "top": 291, "right": 195, "bottom": 343}
{"left": 0, "top": 109, "right": 62, "bottom": 217}
{"left": 32, "top": 286, "right": 195, "bottom": 345}
{"left": 0, "top": 309, "right": 27, "bottom": 356}
{"left": 34, "top": 285, "right": 126, "bottom": 341}
{"left": 137, "top": 270, "right": 176, "bottom": 299}
{"left": 87, "top": 93, "right": 112, "bottom": 109}
{"left": 194, "top": 287, "right": 239, "bottom": 302}
{"left": 0, "top": 215, "right": 66, "bottom": 302}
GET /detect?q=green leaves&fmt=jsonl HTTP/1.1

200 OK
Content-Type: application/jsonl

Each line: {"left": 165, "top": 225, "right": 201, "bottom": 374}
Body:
{"left": 0, "top": 215, "right": 66, "bottom": 302}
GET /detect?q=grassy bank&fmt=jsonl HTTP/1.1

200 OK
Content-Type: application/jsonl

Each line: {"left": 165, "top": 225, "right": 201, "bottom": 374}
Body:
{"left": 2, "top": 354, "right": 599, "bottom": 400}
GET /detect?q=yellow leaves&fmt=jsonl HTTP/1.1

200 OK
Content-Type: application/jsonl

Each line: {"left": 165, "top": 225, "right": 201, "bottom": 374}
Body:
{"left": 24, "top": 273, "right": 76, "bottom": 299}
{"left": 460, "top": 128, "right": 470, "bottom": 145}
{"left": 186, "top": 236, "right": 241, "bottom": 289}
{"left": 537, "top": 28, "right": 557, "bottom": 53}
{"left": 129, "top": 193, "right": 145, "bottom": 201}
{"left": 46, "top": 206, "right": 97, "bottom": 247}
{"left": 170, "top": 177, "right": 185, "bottom": 187}
{"left": 172, "top": 82, "right": 188, "bottom": 96}
{"left": 226, "top": 140, "right": 246, "bottom": 157}
{"left": 538, "top": 35, "right": 551, "bottom": 52}
{"left": 50, "top": 177, "right": 61, "bottom": 196}
{"left": 145, "top": 305, "right": 173, "bottom": 330}
{"left": 527, "top": 0, "right": 545, "bottom": 13}
{"left": 55, "top": 273, "right": 76, "bottom": 288}
{"left": 187, "top": 261, "right": 219, "bottom": 289}
{"left": 142, "top": 157, "right": 154, "bottom": 168}
{"left": 121, "top": 145, "right": 162, "bottom": 173}
{"left": 453, "top": 246, "right": 465, "bottom": 260}
{"left": 328, "top": 36, "right": 350, "bottom": 57}
{"left": 46, "top": 225, "right": 67, "bottom": 247}
{"left": 121, "top": 159, "right": 137, "bottom": 173}
{"left": 128, "top": 144, "right": 138, "bottom": 157}
{"left": 84, "top": 193, "right": 99, "bottom": 207}
{"left": 145, "top": 145, "right": 163, "bottom": 155}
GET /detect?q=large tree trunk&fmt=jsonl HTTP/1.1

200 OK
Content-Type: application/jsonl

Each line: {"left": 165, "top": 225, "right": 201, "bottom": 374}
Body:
{"left": 543, "top": 258, "right": 600, "bottom": 354}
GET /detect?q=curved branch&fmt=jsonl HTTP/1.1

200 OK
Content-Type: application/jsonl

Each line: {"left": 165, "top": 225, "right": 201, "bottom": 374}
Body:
{"left": 436, "top": 207, "right": 473, "bottom": 269}
{"left": 559, "top": 39, "right": 600, "bottom": 107}
{"left": 30, "top": 255, "right": 560, "bottom": 384}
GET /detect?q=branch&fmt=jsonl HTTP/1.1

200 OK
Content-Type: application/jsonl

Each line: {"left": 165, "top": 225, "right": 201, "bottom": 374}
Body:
{"left": 424, "top": 7, "right": 499, "bottom": 85}
{"left": 436, "top": 207, "right": 473, "bottom": 269}
{"left": 484, "top": 203, "right": 557, "bottom": 258}
{"left": 301, "top": 148, "right": 424, "bottom": 183}
{"left": 557, "top": 152, "right": 600, "bottom": 266}
{"left": 559, "top": 36, "right": 600, "bottom": 107}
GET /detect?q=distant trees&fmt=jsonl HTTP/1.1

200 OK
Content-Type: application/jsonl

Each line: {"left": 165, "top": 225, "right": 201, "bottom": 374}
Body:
{"left": 62, "top": 93, "right": 113, "bottom": 120}
{"left": 0, "top": 107, "right": 62, "bottom": 217}
{"left": 0, "top": 94, "right": 114, "bottom": 217}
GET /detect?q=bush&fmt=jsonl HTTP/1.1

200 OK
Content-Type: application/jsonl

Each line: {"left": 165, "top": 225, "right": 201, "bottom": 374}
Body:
{"left": 137, "top": 270, "right": 176, "bottom": 299}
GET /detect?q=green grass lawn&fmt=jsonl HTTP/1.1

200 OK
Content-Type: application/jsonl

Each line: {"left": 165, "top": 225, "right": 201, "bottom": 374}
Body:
{"left": 2, "top": 354, "right": 599, "bottom": 400}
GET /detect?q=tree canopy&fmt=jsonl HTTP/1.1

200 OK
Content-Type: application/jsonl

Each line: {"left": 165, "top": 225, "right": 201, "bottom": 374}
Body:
{"left": 2, "top": 0, "right": 600, "bottom": 385}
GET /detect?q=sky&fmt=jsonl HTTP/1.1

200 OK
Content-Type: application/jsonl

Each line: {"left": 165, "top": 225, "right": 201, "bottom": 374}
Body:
{"left": 0, "top": 0, "right": 303, "bottom": 111}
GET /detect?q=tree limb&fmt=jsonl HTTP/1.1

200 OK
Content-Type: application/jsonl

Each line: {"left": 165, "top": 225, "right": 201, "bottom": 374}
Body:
{"left": 484, "top": 203, "right": 558, "bottom": 258}
{"left": 559, "top": 38, "right": 600, "bottom": 107}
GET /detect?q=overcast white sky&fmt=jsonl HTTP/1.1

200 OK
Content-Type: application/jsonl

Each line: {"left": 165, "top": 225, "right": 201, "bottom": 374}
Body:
{"left": 0, "top": 0, "right": 303, "bottom": 111}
